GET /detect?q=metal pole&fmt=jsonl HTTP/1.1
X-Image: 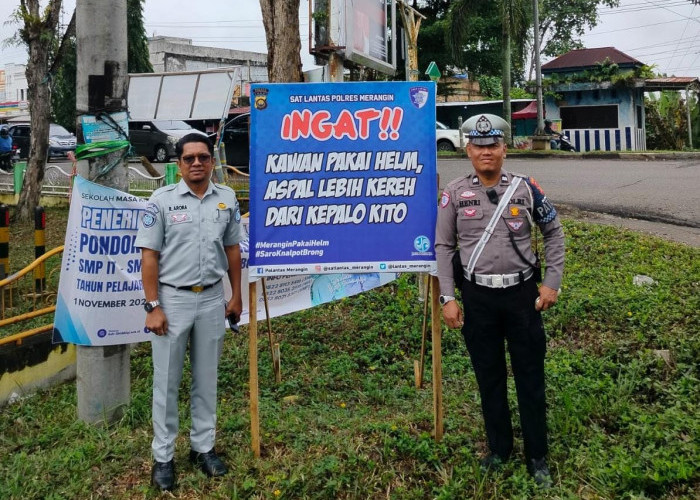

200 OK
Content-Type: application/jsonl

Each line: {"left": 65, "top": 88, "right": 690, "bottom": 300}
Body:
{"left": 0, "top": 204, "right": 8, "bottom": 279}
{"left": 532, "top": 0, "right": 544, "bottom": 134}
{"left": 75, "top": 0, "right": 130, "bottom": 426}
{"left": 686, "top": 87, "right": 693, "bottom": 149}
{"left": 33, "top": 206, "right": 45, "bottom": 293}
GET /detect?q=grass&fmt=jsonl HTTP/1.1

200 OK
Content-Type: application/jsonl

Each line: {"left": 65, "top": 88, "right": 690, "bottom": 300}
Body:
{"left": 1, "top": 208, "right": 698, "bottom": 499}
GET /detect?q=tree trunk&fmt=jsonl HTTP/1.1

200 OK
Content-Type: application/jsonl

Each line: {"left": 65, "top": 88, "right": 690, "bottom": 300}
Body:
{"left": 259, "top": 0, "right": 303, "bottom": 83}
{"left": 14, "top": 0, "right": 58, "bottom": 222}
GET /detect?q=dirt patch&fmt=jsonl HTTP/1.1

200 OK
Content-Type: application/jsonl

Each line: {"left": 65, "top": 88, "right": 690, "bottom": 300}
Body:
{"left": 558, "top": 204, "right": 700, "bottom": 248}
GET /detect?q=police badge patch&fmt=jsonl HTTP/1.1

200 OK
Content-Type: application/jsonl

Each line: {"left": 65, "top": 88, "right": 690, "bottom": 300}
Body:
{"left": 440, "top": 191, "right": 450, "bottom": 208}
{"left": 507, "top": 220, "right": 524, "bottom": 231}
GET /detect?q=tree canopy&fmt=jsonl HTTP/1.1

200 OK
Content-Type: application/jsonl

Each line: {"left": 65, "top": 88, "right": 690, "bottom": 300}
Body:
{"left": 51, "top": 0, "right": 152, "bottom": 132}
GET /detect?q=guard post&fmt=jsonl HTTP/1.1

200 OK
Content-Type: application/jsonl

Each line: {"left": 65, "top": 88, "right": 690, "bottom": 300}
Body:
{"left": 34, "top": 206, "right": 46, "bottom": 293}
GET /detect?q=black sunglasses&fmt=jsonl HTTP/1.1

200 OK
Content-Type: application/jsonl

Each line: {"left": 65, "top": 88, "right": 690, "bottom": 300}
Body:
{"left": 180, "top": 154, "right": 212, "bottom": 165}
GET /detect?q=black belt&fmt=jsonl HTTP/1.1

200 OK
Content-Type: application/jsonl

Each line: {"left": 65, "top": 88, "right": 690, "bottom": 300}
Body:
{"left": 159, "top": 279, "right": 221, "bottom": 293}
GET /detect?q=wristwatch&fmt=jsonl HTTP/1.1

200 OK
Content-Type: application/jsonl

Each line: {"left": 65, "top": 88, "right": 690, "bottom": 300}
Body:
{"left": 144, "top": 299, "right": 160, "bottom": 313}
{"left": 439, "top": 295, "right": 456, "bottom": 306}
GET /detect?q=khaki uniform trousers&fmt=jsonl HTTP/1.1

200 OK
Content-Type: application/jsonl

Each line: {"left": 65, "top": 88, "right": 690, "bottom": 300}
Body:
{"left": 150, "top": 280, "right": 225, "bottom": 462}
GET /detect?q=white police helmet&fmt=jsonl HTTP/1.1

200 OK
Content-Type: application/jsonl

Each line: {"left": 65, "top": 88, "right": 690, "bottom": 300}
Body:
{"left": 461, "top": 114, "right": 510, "bottom": 145}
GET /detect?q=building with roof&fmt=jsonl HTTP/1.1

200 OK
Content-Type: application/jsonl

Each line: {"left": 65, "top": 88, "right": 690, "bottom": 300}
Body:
{"left": 147, "top": 36, "right": 268, "bottom": 104}
{"left": 541, "top": 47, "right": 699, "bottom": 152}
{"left": 0, "top": 64, "right": 29, "bottom": 124}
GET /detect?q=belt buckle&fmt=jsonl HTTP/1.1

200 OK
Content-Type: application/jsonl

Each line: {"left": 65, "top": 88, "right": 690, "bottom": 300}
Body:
{"left": 492, "top": 275, "right": 504, "bottom": 288}
{"left": 191, "top": 285, "right": 204, "bottom": 293}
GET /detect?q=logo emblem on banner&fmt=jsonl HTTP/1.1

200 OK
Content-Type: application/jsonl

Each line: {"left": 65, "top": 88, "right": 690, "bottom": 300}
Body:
{"left": 414, "top": 235, "right": 430, "bottom": 252}
{"left": 409, "top": 87, "right": 429, "bottom": 108}
{"left": 254, "top": 87, "right": 269, "bottom": 110}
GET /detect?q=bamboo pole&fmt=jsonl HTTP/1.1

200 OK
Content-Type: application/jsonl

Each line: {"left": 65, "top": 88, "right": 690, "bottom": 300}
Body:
{"left": 261, "top": 277, "right": 281, "bottom": 382}
{"left": 414, "top": 273, "right": 430, "bottom": 388}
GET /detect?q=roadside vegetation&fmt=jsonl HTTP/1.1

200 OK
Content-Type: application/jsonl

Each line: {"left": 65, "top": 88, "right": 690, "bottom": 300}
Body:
{"left": 1, "top": 209, "right": 698, "bottom": 498}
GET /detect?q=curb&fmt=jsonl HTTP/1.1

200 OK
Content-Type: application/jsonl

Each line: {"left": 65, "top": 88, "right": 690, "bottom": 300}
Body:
{"left": 438, "top": 151, "right": 700, "bottom": 161}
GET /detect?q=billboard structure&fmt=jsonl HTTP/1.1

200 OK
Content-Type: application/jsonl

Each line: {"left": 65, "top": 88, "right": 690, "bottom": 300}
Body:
{"left": 248, "top": 81, "right": 437, "bottom": 276}
{"left": 127, "top": 68, "right": 238, "bottom": 121}
{"left": 312, "top": 0, "right": 397, "bottom": 76}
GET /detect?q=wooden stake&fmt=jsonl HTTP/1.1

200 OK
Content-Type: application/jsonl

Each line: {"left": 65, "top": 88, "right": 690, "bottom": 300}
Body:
{"left": 248, "top": 281, "right": 260, "bottom": 457}
{"left": 431, "top": 275, "right": 443, "bottom": 441}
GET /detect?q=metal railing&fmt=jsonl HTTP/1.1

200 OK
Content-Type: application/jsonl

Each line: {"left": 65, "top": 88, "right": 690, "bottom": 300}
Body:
{"left": 0, "top": 245, "right": 64, "bottom": 346}
{"left": 0, "top": 163, "right": 166, "bottom": 198}
{"left": 0, "top": 163, "right": 248, "bottom": 200}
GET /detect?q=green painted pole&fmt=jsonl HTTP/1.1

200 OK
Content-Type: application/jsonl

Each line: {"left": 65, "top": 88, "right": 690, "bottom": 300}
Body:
{"left": 13, "top": 161, "right": 26, "bottom": 194}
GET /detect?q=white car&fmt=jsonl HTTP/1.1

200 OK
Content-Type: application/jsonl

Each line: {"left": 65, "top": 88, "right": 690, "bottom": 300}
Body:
{"left": 436, "top": 121, "right": 464, "bottom": 151}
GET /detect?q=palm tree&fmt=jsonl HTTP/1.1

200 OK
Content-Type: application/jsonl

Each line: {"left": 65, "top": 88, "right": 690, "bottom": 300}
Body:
{"left": 447, "top": 0, "right": 529, "bottom": 145}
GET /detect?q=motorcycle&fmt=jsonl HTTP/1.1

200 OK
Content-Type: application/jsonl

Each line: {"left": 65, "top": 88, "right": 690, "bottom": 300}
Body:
{"left": 0, "top": 146, "right": 19, "bottom": 173}
{"left": 555, "top": 132, "right": 577, "bottom": 152}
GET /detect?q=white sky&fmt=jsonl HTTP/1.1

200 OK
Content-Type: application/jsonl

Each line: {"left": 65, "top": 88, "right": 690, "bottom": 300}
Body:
{"left": 1, "top": 0, "right": 699, "bottom": 78}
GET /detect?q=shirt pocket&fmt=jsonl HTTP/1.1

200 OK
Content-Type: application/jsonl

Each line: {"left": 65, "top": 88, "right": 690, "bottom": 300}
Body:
{"left": 457, "top": 206, "right": 484, "bottom": 222}
{"left": 164, "top": 211, "right": 195, "bottom": 245}
{"left": 209, "top": 208, "right": 231, "bottom": 241}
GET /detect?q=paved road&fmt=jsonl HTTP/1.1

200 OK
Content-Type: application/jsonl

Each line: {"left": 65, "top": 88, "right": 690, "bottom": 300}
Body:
{"left": 49, "top": 156, "right": 700, "bottom": 246}
{"left": 438, "top": 156, "right": 700, "bottom": 228}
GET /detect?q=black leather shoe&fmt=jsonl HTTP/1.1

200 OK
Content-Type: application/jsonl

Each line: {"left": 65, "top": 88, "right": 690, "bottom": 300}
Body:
{"left": 189, "top": 449, "right": 228, "bottom": 477}
{"left": 479, "top": 453, "right": 507, "bottom": 472}
{"left": 527, "top": 457, "right": 553, "bottom": 488}
{"left": 151, "top": 459, "right": 175, "bottom": 490}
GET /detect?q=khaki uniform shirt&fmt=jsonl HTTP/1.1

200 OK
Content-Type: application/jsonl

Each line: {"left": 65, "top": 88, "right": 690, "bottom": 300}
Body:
{"left": 435, "top": 169, "right": 564, "bottom": 296}
{"left": 135, "top": 179, "right": 243, "bottom": 287}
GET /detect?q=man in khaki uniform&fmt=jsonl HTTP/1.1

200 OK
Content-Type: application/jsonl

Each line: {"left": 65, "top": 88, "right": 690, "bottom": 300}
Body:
{"left": 136, "top": 134, "right": 242, "bottom": 491}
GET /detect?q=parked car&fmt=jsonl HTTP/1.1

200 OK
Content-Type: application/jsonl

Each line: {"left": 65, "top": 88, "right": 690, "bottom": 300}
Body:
{"left": 436, "top": 121, "right": 464, "bottom": 151}
{"left": 129, "top": 120, "right": 207, "bottom": 162}
{"left": 217, "top": 115, "right": 464, "bottom": 169}
{"left": 8, "top": 123, "right": 77, "bottom": 159}
{"left": 220, "top": 113, "right": 250, "bottom": 169}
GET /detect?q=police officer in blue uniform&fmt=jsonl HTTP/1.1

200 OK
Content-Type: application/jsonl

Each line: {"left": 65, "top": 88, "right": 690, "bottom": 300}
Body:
{"left": 136, "top": 133, "right": 243, "bottom": 491}
{"left": 435, "top": 114, "right": 565, "bottom": 487}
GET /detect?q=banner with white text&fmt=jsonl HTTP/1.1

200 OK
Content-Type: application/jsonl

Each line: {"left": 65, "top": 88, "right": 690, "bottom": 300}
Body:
{"left": 249, "top": 81, "right": 438, "bottom": 277}
{"left": 53, "top": 177, "right": 397, "bottom": 346}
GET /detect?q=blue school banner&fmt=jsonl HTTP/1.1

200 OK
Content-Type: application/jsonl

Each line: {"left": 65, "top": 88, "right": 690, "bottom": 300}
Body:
{"left": 249, "top": 81, "right": 437, "bottom": 276}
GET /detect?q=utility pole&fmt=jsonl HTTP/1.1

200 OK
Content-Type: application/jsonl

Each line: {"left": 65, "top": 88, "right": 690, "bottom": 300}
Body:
{"left": 75, "top": 0, "right": 130, "bottom": 425}
{"left": 532, "top": 0, "right": 545, "bottom": 134}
